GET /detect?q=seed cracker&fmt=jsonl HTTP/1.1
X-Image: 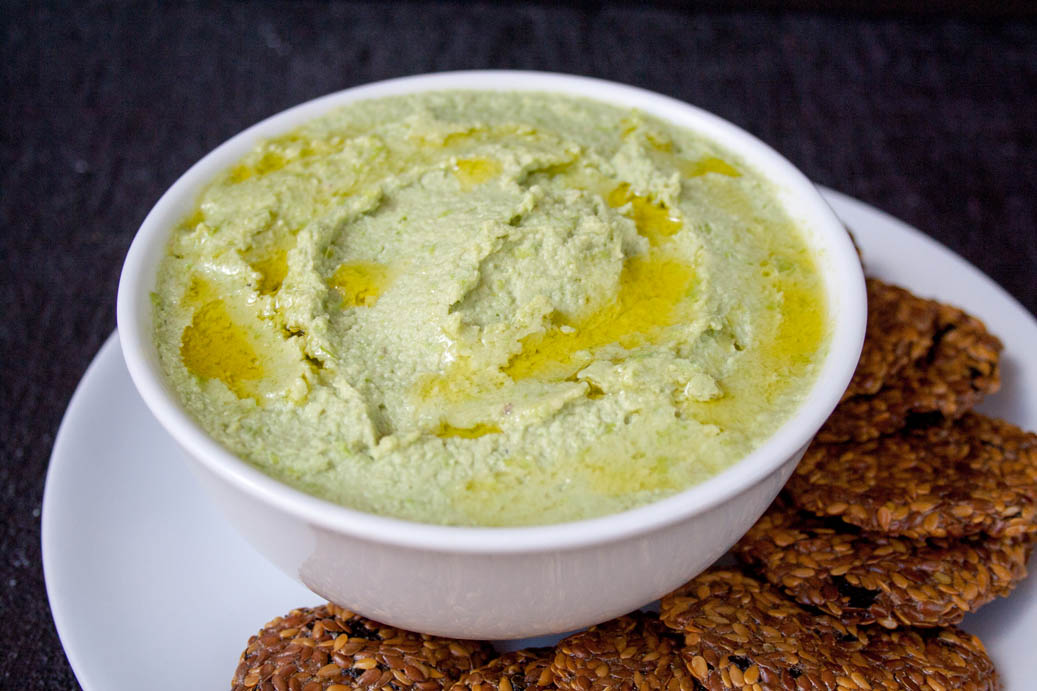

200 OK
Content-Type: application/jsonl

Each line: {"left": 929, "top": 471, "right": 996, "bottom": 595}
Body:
{"left": 550, "top": 612, "right": 701, "bottom": 691}
{"left": 819, "top": 284, "right": 1002, "bottom": 444}
{"left": 659, "top": 568, "right": 999, "bottom": 690}
{"left": 790, "top": 412, "right": 1037, "bottom": 539}
{"left": 862, "top": 627, "right": 1000, "bottom": 691}
{"left": 230, "top": 603, "right": 493, "bottom": 691}
{"left": 660, "top": 568, "right": 877, "bottom": 689}
{"left": 733, "top": 497, "right": 1032, "bottom": 628}
{"left": 843, "top": 279, "right": 943, "bottom": 400}
{"left": 451, "top": 649, "right": 555, "bottom": 691}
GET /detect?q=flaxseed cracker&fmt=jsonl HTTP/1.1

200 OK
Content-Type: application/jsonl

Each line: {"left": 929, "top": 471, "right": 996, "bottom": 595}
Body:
{"left": 230, "top": 603, "right": 494, "bottom": 691}
{"left": 790, "top": 412, "right": 1037, "bottom": 539}
{"left": 862, "top": 627, "right": 999, "bottom": 691}
{"left": 819, "top": 289, "right": 1002, "bottom": 444}
{"left": 550, "top": 612, "right": 701, "bottom": 691}
{"left": 733, "top": 497, "right": 1032, "bottom": 628}
{"left": 659, "top": 568, "right": 1000, "bottom": 690}
{"left": 660, "top": 569, "right": 878, "bottom": 690}
{"left": 452, "top": 649, "right": 555, "bottom": 691}
{"left": 842, "top": 279, "right": 942, "bottom": 400}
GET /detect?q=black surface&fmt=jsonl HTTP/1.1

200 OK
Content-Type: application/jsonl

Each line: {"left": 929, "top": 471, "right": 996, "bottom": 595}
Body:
{"left": 2, "top": 2, "right": 1035, "bottom": 688}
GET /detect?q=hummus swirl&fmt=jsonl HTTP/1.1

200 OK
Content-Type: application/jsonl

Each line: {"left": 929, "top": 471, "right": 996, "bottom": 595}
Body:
{"left": 154, "top": 91, "right": 827, "bottom": 525}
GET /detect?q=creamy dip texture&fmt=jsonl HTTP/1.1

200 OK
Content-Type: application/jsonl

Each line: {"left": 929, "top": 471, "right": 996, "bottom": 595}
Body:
{"left": 154, "top": 91, "right": 828, "bottom": 526}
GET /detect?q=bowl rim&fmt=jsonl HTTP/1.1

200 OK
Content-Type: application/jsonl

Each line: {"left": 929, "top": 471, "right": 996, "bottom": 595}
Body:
{"left": 117, "top": 70, "right": 866, "bottom": 554}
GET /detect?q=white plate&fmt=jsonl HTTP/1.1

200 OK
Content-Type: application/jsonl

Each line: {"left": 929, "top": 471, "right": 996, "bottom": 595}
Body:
{"left": 43, "top": 189, "right": 1037, "bottom": 690}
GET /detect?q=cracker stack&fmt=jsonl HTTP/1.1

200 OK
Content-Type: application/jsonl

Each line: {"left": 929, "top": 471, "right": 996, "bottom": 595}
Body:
{"left": 722, "top": 277, "right": 1037, "bottom": 689}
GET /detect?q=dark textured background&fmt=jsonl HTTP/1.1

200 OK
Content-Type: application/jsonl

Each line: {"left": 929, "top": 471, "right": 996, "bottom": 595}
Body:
{"left": 2, "top": 1, "right": 1035, "bottom": 687}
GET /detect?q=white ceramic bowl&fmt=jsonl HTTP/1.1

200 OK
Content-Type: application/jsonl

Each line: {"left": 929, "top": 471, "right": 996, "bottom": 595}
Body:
{"left": 117, "top": 71, "right": 866, "bottom": 639}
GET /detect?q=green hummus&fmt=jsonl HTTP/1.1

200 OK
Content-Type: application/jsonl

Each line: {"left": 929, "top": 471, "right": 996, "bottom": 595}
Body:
{"left": 154, "top": 90, "right": 827, "bottom": 526}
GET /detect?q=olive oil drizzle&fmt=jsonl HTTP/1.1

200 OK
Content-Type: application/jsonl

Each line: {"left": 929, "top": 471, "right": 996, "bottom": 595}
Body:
{"left": 330, "top": 261, "right": 391, "bottom": 308}
{"left": 453, "top": 157, "right": 501, "bottom": 190}
{"left": 503, "top": 253, "right": 696, "bottom": 381}
{"left": 607, "top": 183, "right": 683, "bottom": 246}
{"left": 437, "top": 423, "right": 502, "bottom": 439}
{"left": 681, "top": 156, "right": 741, "bottom": 178}
{"left": 180, "top": 299, "right": 264, "bottom": 398}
